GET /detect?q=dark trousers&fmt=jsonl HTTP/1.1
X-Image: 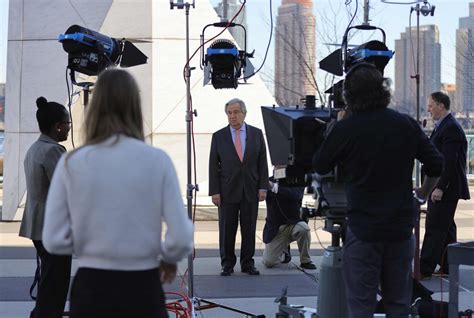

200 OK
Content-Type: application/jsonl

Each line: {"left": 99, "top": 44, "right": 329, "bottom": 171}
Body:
{"left": 31, "top": 240, "right": 72, "bottom": 318}
{"left": 420, "top": 199, "right": 458, "bottom": 275}
{"left": 71, "top": 267, "right": 168, "bottom": 318}
{"left": 218, "top": 198, "right": 258, "bottom": 270}
{"left": 343, "top": 227, "right": 415, "bottom": 318}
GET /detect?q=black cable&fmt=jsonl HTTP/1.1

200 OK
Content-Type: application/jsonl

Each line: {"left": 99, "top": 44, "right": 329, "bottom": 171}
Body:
{"left": 293, "top": 262, "right": 319, "bottom": 283}
{"left": 65, "top": 67, "right": 76, "bottom": 149}
{"left": 344, "top": 0, "right": 359, "bottom": 34}
{"left": 243, "top": 0, "right": 273, "bottom": 80}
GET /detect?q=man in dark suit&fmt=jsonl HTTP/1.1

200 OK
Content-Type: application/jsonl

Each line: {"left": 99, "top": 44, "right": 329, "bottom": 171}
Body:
{"left": 209, "top": 98, "right": 269, "bottom": 276}
{"left": 420, "top": 91, "right": 470, "bottom": 279}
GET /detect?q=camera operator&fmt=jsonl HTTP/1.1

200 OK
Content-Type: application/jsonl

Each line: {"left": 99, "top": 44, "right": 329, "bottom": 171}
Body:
{"left": 262, "top": 176, "right": 317, "bottom": 270}
{"left": 312, "top": 63, "right": 443, "bottom": 318}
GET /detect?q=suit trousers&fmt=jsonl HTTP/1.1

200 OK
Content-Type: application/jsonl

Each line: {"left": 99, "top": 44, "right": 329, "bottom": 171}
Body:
{"left": 31, "top": 240, "right": 72, "bottom": 318}
{"left": 262, "top": 222, "right": 312, "bottom": 268}
{"left": 420, "top": 199, "right": 458, "bottom": 275}
{"left": 343, "top": 227, "right": 415, "bottom": 318}
{"left": 218, "top": 198, "right": 258, "bottom": 270}
{"left": 70, "top": 267, "right": 168, "bottom": 318}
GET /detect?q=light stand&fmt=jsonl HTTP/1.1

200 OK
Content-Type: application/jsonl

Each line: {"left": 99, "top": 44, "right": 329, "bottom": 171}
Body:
{"left": 170, "top": 0, "right": 196, "bottom": 308}
{"left": 169, "top": 2, "right": 264, "bottom": 316}
{"left": 411, "top": 0, "right": 435, "bottom": 280}
{"left": 381, "top": 0, "right": 436, "bottom": 281}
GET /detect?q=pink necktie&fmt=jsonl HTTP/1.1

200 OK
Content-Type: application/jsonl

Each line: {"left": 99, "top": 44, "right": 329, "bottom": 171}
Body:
{"left": 235, "top": 129, "right": 243, "bottom": 162}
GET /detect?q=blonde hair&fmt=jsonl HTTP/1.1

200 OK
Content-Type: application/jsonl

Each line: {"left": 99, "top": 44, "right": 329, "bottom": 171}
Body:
{"left": 84, "top": 68, "right": 144, "bottom": 144}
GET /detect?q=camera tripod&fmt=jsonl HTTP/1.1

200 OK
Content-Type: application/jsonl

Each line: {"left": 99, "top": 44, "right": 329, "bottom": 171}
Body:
{"left": 273, "top": 214, "right": 347, "bottom": 318}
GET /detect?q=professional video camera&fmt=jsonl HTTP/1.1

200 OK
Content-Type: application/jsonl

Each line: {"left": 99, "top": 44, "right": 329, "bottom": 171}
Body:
{"left": 261, "top": 98, "right": 346, "bottom": 220}
{"left": 262, "top": 24, "right": 394, "bottom": 218}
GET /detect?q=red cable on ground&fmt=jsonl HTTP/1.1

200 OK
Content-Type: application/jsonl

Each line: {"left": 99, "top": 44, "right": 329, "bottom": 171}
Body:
{"left": 165, "top": 291, "right": 193, "bottom": 318}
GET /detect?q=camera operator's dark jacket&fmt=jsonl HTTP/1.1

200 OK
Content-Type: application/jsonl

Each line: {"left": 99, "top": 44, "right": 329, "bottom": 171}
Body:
{"left": 263, "top": 186, "right": 305, "bottom": 244}
{"left": 313, "top": 108, "right": 443, "bottom": 242}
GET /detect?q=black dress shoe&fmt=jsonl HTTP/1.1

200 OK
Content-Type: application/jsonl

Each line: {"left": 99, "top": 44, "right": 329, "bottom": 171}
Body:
{"left": 300, "top": 262, "right": 317, "bottom": 270}
{"left": 242, "top": 266, "right": 260, "bottom": 275}
{"left": 221, "top": 267, "right": 234, "bottom": 276}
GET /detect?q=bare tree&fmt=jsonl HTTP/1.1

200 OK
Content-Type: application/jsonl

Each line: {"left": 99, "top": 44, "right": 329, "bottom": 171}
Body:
{"left": 255, "top": 1, "right": 364, "bottom": 108}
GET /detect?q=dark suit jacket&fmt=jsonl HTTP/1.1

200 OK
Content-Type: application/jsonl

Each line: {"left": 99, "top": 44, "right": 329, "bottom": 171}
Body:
{"left": 430, "top": 113, "right": 470, "bottom": 201}
{"left": 263, "top": 186, "right": 305, "bottom": 244}
{"left": 209, "top": 124, "right": 268, "bottom": 204}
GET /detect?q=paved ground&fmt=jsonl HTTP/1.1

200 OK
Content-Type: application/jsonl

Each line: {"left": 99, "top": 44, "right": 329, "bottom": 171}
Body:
{"left": 0, "top": 189, "right": 473, "bottom": 317}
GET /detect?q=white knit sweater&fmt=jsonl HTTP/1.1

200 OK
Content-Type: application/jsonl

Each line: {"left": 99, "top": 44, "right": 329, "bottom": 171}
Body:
{"left": 43, "top": 135, "right": 193, "bottom": 271}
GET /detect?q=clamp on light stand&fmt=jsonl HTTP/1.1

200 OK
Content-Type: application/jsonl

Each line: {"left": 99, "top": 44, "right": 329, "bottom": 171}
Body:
{"left": 169, "top": 0, "right": 195, "bottom": 10}
{"left": 412, "top": 0, "right": 435, "bottom": 16}
{"left": 68, "top": 69, "right": 94, "bottom": 107}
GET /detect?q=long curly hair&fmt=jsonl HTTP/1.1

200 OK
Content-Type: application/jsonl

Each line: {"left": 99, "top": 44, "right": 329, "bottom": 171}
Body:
{"left": 342, "top": 63, "right": 392, "bottom": 113}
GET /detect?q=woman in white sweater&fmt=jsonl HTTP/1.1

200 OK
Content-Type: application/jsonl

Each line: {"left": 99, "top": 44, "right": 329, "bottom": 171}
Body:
{"left": 43, "top": 68, "right": 193, "bottom": 318}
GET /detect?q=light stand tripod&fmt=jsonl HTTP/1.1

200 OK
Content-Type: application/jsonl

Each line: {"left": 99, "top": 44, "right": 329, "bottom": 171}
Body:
{"left": 169, "top": 0, "right": 197, "bottom": 310}
{"left": 169, "top": 2, "right": 264, "bottom": 316}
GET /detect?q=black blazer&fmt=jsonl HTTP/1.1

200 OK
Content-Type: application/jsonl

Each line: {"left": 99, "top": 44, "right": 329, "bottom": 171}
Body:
{"left": 209, "top": 124, "right": 269, "bottom": 204}
{"left": 430, "top": 113, "right": 470, "bottom": 200}
{"left": 263, "top": 186, "right": 305, "bottom": 244}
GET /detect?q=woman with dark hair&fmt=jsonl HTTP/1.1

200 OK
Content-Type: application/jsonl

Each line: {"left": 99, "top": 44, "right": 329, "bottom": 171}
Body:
{"left": 313, "top": 63, "right": 443, "bottom": 317}
{"left": 42, "top": 68, "right": 193, "bottom": 318}
{"left": 19, "top": 96, "right": 72, "bottom": 318}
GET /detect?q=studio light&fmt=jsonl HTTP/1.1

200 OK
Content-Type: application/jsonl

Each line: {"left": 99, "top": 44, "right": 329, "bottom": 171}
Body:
{"left": 201, "top": 22, "right": 254, "bottom": 89}
{"left": 319, "top": 24, "right": 394, "bottom": 108}
{"left": 320, "top": 25, "right": 394, "bottom": 77}
{"left": 58, "top": 25, "right": 148, "bottom": 77}
{"left": 345, "top": 40, "right": 394, "bottom": 74}
{"left": 204, "top": 39, "right": 242, "bottom": 89}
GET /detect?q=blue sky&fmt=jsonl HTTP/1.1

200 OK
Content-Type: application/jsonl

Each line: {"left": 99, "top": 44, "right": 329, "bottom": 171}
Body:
{"left": 0, "top": 0, "right": 472, "bottom": 86}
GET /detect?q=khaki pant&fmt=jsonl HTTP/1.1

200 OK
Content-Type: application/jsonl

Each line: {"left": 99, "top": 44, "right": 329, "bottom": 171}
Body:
{"left": 262, "top": 221, "right": 312, "bottom": 268}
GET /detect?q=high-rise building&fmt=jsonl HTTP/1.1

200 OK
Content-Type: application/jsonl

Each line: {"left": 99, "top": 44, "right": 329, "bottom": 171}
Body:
{"left": 456, "top": 2, "right": 474, "bottom": 115}
{"left": 394, "top": 25, "right": 441, "bottom": 118}
{"left": 442, "top": 83, "right": 457, "bottom": 112}
{"left": 274, "top": 0, "right": 316, "bottom": 106}
{"left": 214, "top": 0, "right": 247, "bottom": 50}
